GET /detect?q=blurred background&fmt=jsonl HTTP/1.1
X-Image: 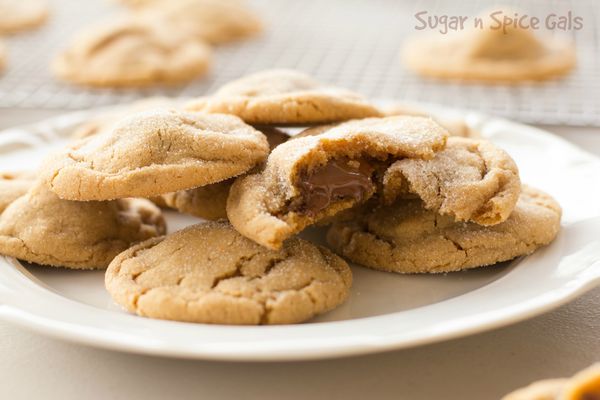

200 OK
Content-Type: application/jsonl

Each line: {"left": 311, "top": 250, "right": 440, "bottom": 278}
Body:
{"left": 0, "top": 0, "right": 597, "bottom": 126}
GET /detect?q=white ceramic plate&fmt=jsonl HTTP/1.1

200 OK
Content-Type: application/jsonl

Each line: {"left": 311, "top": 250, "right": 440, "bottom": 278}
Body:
{"left": 0, "top": 104, "right": 599, "bottom": 361}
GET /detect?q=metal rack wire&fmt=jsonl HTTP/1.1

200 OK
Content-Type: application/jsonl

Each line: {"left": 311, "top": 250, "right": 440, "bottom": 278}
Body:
{"left": 0, "top": 0, "right": 598, "bottom": 126}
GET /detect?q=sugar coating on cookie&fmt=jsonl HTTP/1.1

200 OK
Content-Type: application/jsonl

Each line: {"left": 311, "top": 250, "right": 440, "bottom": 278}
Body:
{"left": 71, "top": 97, "right": 178, "bottom": 140}
{"left": 52, "top": 18, "right": 212, "bottom": 87}
{"left": 185, "top": 69, "right": 382, "bottom": 124}
{"left": 227, "top": 116, "right": 449, "bottom": 249}
{"left": 0, "top": 0, "right": 48, "bottom": 34}
{"left": 0, "top": 171, "right": 35, "bottom": 214}
{"left": 105, "top": 222, "right": 352, "bottom": 325}
{"left": 383, "top": 137, "right": 520, "bottom": 225}
{"left": 0, "top": 182, "right": 166, "bottom": 269}
{"left": 402, "top": 11, "right": 576, "bottom": 83}
{"left": 380, "top": 102, "right": 479, "bottom": 138}
{"left": 137, "top": 0, "right": 262, "bottom": 44}
{"left": 327, "top": 186, "right": 561, "bottom": 273}
{"left": 42, "top": 109, "right": 270, "bottom": 201}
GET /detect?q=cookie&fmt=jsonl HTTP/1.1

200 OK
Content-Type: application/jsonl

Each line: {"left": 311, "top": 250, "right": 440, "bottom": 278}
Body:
{"left": 227, "top": 116, "right": 449, "bottom": 249}
{"left": 380, "top": 102, "right": 479, "bottom": 138}
{"left": 382, "top": 137, "right": 520, "bottom": 225}
{"left": 0, "top": 0, "right": 48, "bottom": 34}
{"left": 138, "top": 0, "right": 262, "bottom": 44}
{"left": 502, "top": 379, "right": 567, "bottom": 400}
{"left": 502, "top": 364, "right": 600, "bottom": 400}
{"left": 71, "top": 97, "right": 178, "bottom": 140}
{"left": 0, "top": 40, "right": 6, "bottom": 72}
{"left": 52, "top": 18, "right": 212, "bottom": 87}
{"left": 326, "top": 186, "right": 561, "bottom": 273}
{"left": 0, "top": 171, "right": 35, "bottom": 214}
{"left": 185, "top": 69, "right": 383, "bottom": 124}
{"left": 0, "top": 181, "right": 166, "bottom": 269}
{"left": 160, "top": 125, "right": 289, "bottom": 220}
{"left": 402, "top": 12, "right": 576, "bottom": 82}
{"left": 105, "top": 221, "right": 352, "bottom": 325}
{"left": 42, "top": 109, "right": 269, "bottom": 201}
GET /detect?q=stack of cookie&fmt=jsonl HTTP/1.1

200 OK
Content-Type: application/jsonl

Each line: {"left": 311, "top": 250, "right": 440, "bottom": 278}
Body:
{"left": 0, "top": 69, "right": 561, "bottom": 325}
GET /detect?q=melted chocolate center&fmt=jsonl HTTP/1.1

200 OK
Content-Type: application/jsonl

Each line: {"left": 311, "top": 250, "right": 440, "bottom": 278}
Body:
{"left": 296, "top": 158, "right": 374, "bottom": 215}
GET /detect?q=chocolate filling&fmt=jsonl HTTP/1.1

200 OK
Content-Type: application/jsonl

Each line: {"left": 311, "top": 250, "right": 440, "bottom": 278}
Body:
{"left": 295, "top": 158, "right": 374, "bottom": 215}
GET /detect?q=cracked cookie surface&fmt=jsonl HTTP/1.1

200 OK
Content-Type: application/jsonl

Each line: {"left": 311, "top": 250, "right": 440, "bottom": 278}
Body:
{"left": 383, "top": 137, "right": 520, "bottom": 225}
{"left": 42, "top": 109, "right": 270, "bottom": 201}
{"left": 0, "top": 181, "right": 166, "bottom": 269}
{"left": 185, "top": 69, "right": 382, "bottom": 124}
{"left": 105, "top": 221, "right": 352, "bottom": 325}
{"left": 0, "top": 171, "right": 35, "bottom": 214}
{"left": 137, "top": 0, "right": 262, "bottom": 44}
{"left": 0, "top": 0, "right": 48, "bottom": 34}
{"left": 326, "top": 186, "right": 561, "bottom": 273}
{"left": 227, "top": 116, "right": 449, "bottom": 249}
{"left": 52, "top": 18, "right": 212, "bottom": 87}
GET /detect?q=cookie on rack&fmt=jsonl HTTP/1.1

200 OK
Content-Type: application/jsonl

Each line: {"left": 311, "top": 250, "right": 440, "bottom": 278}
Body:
{"left": 105, "top": 221, "right": 352, "bottom": 325}
{"left": 185, "top": 69, "right": 383, "bottom": 124}
{"left": 42, "top": 109, "right": 269, "bottom": 201}
{"left": 326, "top": 186, "right": 561, "bottom": 274}
{"left": 138, "top": 0, "right": 262, "bottom": 44}
{"left": 0, "top": 181, "right": 166, "bottom": 269}
{"left": 53, "top": 18, "right": 212, "bottom": 87}
{"left": 0, "top": 171, "right": 35, "bottom": 214}
{"left": 227, "top": 116, "right": 449, "bottom": 249}
{"left": 0, "top": 0, "right": 48, "bottom": 34}
{"left": 402, "top": 10, "right": 576, "bottom": 82}
{"left": 382, "top": 137, "right": 520, "bottom": 226}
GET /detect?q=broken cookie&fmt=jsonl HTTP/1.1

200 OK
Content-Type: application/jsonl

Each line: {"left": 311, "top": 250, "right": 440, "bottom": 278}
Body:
{"left": 227, "top": 116, "right": 449, "bottom": 249}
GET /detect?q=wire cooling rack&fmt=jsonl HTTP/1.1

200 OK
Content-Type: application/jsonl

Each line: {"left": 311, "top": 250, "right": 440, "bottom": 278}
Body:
{"left": 0, "top": 0, "right": 598, "bottom": 126}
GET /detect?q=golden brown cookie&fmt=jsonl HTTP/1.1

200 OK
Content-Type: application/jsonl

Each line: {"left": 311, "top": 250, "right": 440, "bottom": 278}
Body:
{"left": 0, "top": 181, "right": 166, "bottom": 269}
{"left": 53, "top": 18, "right": 212, "bottom": 87}
{"left": 105, "top": 221, "right": 352, "bottom": 325}
{"left": 0, "top": 40, "right": 6, "bottom": 72}
{"left": 227, "top": 116, "right": 449, "bottom": 249}
{"left": 0, "top": 171, "right": 35, "bottom": 214}
{"left": 0, "top": 0, "right": 48, "bottom": 34}
{"left": 327, "top": 186, "right": 561, "bottom": 273}
{"left": 380, "top": 102, "right": 479, "bottom": 138}
{"left": 185, "top": 69, "right": 382, "bottom": 124}
{"left": 502, "top": 364, "right": 600, "bottom": 400}
{"left": 382, "top": 137, "right": 520, "bottom": 225}
{"left": 402, "top": 12, "right": 576, "bottom": 83}
{"left": 42, "top": 109, "right": 269, "bottom": 201}
{"left": 138, "top": 0, "right": 262, "bottom": 44}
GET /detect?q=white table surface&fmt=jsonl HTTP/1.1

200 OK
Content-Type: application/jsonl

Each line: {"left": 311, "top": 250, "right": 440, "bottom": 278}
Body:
{"left": 1, "top": 109, "right": 599, "bottom": 400}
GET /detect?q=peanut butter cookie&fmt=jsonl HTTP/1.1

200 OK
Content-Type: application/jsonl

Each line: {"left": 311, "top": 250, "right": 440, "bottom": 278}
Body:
{"left": 185, "top": 69, "right": 382, "bottom": 124}
{"left": 138, "top": 0, "right": 262, "bottom": 44}
{"left": 227, "top": 116, "right": 449, "bottom": 249}
{"left": 161, "top": 126, "right": 289, "bottom": 220}
{"left": 42, "top": 109, "right": 269, "bottom": 201}
{"left": 0, "top": 171, "right": 35, "bottom": 214}
{"left": 53, "top": 18, "right": 212, "bottom": 87}
{"left": 0, "top": 182, "right": 166, "bottom": 269}
{"left": 382, "top": 137, "right": 520, "bottom": 225}
{"left": 402, "top": 12, "right": 576, "bottom": 82}
{"left": 327, "top": 186, "right": 561, "bottom": 273}
{"left": 105, "top": 221, "right": 352, "bottom": 325}
{"left": 0, "top": 0, "right": 48, "bottom": 34}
